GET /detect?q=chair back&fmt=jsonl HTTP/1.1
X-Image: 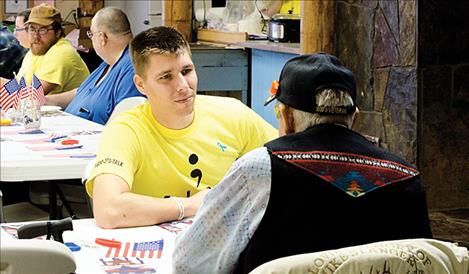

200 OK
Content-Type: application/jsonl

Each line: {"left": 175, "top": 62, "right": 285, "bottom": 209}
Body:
{"left": 0, "top": 190, "right": 4, "bottom": 223}
{"left": 0, "top": 238, "right": 76, "bottom": 274}
{"left": 107, "top": 96, "right": 147, "bottom": 124}
{"left": 249, "top": 238, "right": 469, "bottom": 274}
{"left": 81, "top": 160, "right": 95, "bottom": 217}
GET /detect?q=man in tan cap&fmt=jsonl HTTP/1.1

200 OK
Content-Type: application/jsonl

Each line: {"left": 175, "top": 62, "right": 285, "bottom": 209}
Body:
{"left": 16, "top": 3, "right": 89, "bottom": 95}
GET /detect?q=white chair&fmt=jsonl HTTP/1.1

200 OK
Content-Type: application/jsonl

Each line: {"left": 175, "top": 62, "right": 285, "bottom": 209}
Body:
{"left": 81, "top": 159, "right": 95, "bottom": 217}
{"left": 107, "top": 96, "right": 147, "bottom": 123}
{"left": 249, "top": 238, "right": 469, "bottom": 274}
{"left": 0, "top": 190, "right": 4, "bottom": 222}
{"left": 0, "top": 238, "right": 76, "bottom": 274}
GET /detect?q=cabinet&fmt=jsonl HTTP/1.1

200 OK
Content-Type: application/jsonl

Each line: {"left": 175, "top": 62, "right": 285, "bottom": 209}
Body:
{"left": 163, "top": 0, "right": 336, "bottom": 127}
{"left": 191, "top": 44, "right": 249, "bottom": 105}
{"left": 251, "top": 49, "right": 297, "bottom": 128}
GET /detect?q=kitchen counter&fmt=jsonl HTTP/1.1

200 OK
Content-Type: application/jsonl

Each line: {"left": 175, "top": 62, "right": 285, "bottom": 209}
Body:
{"left": 236, "top": 40, "right": 300, "bottom": 55}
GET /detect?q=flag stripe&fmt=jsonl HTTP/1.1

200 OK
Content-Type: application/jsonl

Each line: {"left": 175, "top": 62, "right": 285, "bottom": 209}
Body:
{"left": 0, "top": 78, "right": 20, "bottom": 110}
{"left": 32, "top": 75, "right": 46, "bottom": 106}
{"left": 106, "top": 247, "right": 112, "bottom": 258}
{"left": 123, "top": 242, "right": 130, "bottom": 257}
{"left": 114, "top": 245, "right": 120, "bottom": 258}
{"left": 157, "top": 240, "right": 163, "bottom": 258}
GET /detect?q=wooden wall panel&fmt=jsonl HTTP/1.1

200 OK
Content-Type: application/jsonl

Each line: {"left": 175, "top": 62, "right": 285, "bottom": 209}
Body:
{"left": 163, "top": 0, "right": 192, "bottom": 42}
{"left": 76, "top": 0, "right": 103, "bottom": 49}
{"left": 301, "top": 0, "right": 335, "bottom": 54}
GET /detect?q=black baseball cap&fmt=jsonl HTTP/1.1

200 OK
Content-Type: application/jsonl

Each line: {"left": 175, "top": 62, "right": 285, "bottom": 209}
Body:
{"left": 264, "top": 53, "right": 357, "bottom": 115}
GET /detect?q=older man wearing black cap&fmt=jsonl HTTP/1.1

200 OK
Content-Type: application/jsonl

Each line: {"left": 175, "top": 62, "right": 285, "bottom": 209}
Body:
{"left": 172, "top": 53, "right": 433, "bottom": 274}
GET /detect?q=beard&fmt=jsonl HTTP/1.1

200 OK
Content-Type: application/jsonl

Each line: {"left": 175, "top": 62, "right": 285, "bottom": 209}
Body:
{"left": 30, "top": 38, "right": 57, "bottom": 55}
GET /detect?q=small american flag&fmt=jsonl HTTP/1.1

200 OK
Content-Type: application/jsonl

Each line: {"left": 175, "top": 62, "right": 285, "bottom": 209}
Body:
{"left": 104, "top": 240, "right": 164, "bottom": 259}
{"left": 0, "top": 78, "right": 20, "bottom": 111}
{"left": 18, "top": 76, "right": 30, "bottom": 100}
{"left": 32, "top": 74, "right": 46, "bottom": 106}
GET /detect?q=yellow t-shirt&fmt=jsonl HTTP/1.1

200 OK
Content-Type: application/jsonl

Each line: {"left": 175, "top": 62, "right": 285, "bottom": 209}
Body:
{"left": 280, "top": 0, "right": 301, "bottom": 15}
{"left": 17, "top": 38, "right": 89, "bottom": 94}
{"left": 86, "top": 95, "right": 278, "bottom": 198}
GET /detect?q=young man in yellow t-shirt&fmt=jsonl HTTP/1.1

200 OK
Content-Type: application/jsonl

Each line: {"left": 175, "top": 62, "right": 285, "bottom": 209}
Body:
{"left": 86, "top": 26, "right": 278, "bottom": 229}
{"left": 16, "top": 4, "right": 89, "bottom": 94}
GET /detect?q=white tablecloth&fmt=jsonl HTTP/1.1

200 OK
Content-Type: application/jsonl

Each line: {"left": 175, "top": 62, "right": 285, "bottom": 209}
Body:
{"left": 0, "top": 218, "right": 193, "bottom": 274}
{"left": 1, "top": 111, "right": 103, "bottom": 182}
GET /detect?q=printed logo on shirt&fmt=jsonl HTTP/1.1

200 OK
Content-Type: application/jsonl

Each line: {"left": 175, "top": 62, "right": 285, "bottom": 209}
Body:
{"left": 217, "top": 142, "right": 227, "bottom": 152}
{"left": 189, "top": 153, "right": 202, "bottom": 187}
{"left": 95, "top": 157, "right": 124, "bottom": 168}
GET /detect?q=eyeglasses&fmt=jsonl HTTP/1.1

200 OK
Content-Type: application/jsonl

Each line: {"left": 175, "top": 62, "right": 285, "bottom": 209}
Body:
{"left": 86, "top": 30, "right": 94, "bottom": 39}
{"left": 86, "top": 30, "right": 103, "bottom": 39}
{"left": 274, "top": 103, "right": 281, "bottom": 119}
{"left": 87, "top": 30, "right": 130, "bottom": 39}
{"left": 26, "top": 27, "right": 54, "bottom": 35}
{"left": 14, "top": 27, "right": 26, "bottom": 32}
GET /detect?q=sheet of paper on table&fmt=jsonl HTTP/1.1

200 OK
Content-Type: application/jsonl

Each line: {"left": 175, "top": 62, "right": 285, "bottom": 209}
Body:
{"left": 0, "top": 218, "right": 193, "bottom": 274}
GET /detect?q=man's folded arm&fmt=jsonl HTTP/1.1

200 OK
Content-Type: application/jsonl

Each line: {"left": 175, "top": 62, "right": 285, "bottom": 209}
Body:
{"left": 92, "top": 173, "right": 207, "bottom": 229}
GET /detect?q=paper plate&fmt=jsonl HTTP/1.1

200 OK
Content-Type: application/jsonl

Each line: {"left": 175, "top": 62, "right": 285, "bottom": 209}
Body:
{"left": 40, "top": 105, "right": 62, "bottom": 112}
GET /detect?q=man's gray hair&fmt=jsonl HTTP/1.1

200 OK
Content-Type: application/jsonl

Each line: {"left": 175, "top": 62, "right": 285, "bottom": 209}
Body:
{"left": 94, "top": 7, "right": 131, "bottom": 35}
{"left": 291, "top": 88, "right": 355, "bottom": 132}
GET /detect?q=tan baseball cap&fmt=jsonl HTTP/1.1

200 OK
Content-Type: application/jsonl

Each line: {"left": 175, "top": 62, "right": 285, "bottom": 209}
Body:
{"left": 25, "top": 3, "right": 61, "bottom": 26}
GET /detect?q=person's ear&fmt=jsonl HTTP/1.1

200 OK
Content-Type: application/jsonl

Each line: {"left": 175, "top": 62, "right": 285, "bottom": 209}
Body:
{"left": 351, "top": 106, "right": 360, "bottom": 128}
{"left": 55, "top": 29, "right": 61, "bottom": 39}
{"left": 99, "top": 32, "right": 107, "bottom": 47}
{"left": 133, "top": 74, "right": 147, "bottom": 95}
{"left": 280, "top": 104, "right": 295, "bottom": 135}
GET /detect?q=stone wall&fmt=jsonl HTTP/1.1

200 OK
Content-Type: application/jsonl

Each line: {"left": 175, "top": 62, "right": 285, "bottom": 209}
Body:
{"left": 336, "top": 0, "right": 418, "bottom": 163}
{"left": 334, "top": 0, "right": 469, "bottom": 210}
{"left": 418, "top": 1, "right": 469, "bottom": 209}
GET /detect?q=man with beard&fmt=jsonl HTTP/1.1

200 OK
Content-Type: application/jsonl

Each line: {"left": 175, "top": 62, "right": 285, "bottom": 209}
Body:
{"left": 17, "top": 3, "right": 89, "bottom": 95}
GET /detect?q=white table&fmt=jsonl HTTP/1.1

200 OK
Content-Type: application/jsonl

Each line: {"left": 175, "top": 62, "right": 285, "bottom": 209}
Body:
{"left": 1, "top": 111, "right": 103, "bottom": 181}
{"left": 0, "top": 218, "right": 192, "bottom": 274}
{"left": 0, "top": 111, "right": 103, "bottom": 219}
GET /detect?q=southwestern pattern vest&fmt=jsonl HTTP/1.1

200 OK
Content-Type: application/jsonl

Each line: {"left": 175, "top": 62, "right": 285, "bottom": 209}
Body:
{"left": 235, "top": 124, "right": 432, "bottom": 274}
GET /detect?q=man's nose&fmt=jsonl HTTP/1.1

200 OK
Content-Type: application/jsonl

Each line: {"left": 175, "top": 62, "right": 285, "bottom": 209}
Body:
{"left": 175, "top": 73, "right": 190, "bottom": 91}
{"left": 29, "top": 32, "right": 41, "bottom": 37}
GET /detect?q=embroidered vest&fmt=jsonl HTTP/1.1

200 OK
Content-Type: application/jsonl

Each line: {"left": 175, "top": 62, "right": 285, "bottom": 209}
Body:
{"left": 234, "top": 124, "right": 432, "bottom": 274}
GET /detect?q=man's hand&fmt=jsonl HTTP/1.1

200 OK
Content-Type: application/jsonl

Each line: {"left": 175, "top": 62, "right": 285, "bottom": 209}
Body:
{"left": 91, "top": 173, "right": 211, "bottom": 229}
{"left": 182, "top": 189, "right": 210, "bottom": 217}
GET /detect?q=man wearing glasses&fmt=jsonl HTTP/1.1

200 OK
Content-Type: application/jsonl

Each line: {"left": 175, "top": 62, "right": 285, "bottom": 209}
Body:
{"left": 16, "top": 3, "right": 89, "bottom": 95}
{"left": 46, "top": 7, "right": 143, "bottom": 125}
{"left": 14, "top": 9, "right": 31, "bottom": 49}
